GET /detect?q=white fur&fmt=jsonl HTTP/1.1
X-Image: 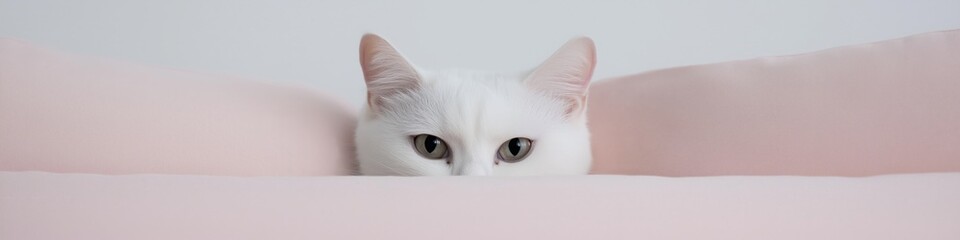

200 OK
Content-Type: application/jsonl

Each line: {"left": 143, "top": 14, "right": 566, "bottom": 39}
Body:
{"left": 356, "top": 34, "right": 595, "bottom": 176}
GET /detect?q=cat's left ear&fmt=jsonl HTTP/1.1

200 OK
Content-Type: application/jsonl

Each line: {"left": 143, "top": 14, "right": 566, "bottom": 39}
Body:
{"left": 525, "top": 37, "right": 596, "bottom": 119}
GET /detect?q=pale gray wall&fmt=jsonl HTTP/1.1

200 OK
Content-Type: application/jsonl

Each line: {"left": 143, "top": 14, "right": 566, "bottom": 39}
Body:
{"left": 2, "top": 0, "right": 959, "bottom": 107}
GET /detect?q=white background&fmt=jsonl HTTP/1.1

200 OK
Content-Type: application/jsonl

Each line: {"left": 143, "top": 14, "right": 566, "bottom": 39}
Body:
{"left": 2, "top": 0, "right": 959, "bottom": 107}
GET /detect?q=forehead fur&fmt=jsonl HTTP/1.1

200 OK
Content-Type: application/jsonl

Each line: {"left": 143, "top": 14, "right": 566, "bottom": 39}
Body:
{"left": 375, "top": 69, "right": 569, "bottom": 143}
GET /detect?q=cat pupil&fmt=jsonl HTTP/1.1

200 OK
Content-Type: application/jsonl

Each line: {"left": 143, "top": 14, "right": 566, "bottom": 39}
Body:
{"left": 425, "top": 136, "right": 438, "bottom": 153}
{"left": 509, "top": 138, "right": 521, "bottom": 155}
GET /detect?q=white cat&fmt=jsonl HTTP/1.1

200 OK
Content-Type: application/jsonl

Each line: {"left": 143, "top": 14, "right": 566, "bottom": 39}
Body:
{"left": 355, "top": 34, "right": 595, "bottom": 176}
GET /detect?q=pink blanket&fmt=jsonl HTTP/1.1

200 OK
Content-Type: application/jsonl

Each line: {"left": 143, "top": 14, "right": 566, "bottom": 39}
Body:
{"left": 1, "top": 29, "right": 959, "bottom": 239}
{"left": 2, "top": 172, "right": 958, "bottom": 239}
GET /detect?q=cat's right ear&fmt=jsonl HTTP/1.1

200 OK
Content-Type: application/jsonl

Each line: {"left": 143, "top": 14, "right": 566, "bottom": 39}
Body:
{"left": 359, "top": 34, "right": 421, "bottom": 113}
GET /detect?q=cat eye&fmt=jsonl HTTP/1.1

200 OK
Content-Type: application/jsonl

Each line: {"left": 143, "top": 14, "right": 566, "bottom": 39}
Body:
{"left": 414, "top": 134, "right": 448, "bottom": 159}
{"left": 497, "top": 137, "right": 532, "bottom": 163}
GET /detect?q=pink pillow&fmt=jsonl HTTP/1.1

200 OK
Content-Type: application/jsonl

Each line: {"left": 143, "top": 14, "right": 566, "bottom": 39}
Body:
{"left": 3, "top": 30, "right": 959, "bottom": 177}
{"left": 0, "top": 39, "right": 357, "bottom": 176}
{"left": 588, "top": 30, "right": 960, "bottom": 176}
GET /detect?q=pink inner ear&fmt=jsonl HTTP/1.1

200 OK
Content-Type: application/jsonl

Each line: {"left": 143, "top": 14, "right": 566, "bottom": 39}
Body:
{"left": 525, "top": 37, "right": 597, "bottom": 117}
{"left": 359, "top": 34, "right": 421, "bottom": 112}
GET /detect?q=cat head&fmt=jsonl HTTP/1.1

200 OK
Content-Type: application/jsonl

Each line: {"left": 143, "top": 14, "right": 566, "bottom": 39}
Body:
{"left": 355, "top": 34, "right": 595, "bottom": 176}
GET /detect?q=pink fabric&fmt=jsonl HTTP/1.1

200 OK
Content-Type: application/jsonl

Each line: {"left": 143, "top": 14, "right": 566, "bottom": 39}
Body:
{"left": 2, "top": 171, "right": 958, "bottom": 239}
{"left": 2, "top": 30, "right": 959, "bottom": 177}
{"left": 0, "top": 39, "right": 357, "bottom": 176}
{"left": 588, "top": 30, "right": 960, "bottom": 176}
{"left": 1, "top": 32, "right": 959, "bottom": 240}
